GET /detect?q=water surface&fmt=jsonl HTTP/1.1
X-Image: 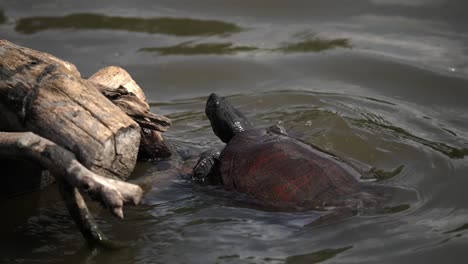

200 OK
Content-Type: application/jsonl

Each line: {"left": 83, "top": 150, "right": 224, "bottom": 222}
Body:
{"left": 1, "top": 0, "right": 468, "bottom": 263}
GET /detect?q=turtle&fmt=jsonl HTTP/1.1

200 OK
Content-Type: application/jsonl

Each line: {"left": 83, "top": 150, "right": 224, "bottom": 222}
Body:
{"left": 192, "top": 93, "right": 388, "bottom": 212}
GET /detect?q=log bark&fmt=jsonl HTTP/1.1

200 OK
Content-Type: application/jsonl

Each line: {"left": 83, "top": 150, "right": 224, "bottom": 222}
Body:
{"left": 0, "top": 39, "right": 174, "bottom": 247}
{"left": 88, "top": 66, "right": 172, "bottom": 159}
{"left": 0, "top": 39, "right": 144, "bottom": 247}
{"left": 0, "top": 39, "right": 140, "bottom": 180}
{"left": 89, "top": 66, "right": 148, "bottom": 103}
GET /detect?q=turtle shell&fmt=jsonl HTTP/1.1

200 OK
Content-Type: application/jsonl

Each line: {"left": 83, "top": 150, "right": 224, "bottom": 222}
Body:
{"left": 218, "top": 128, "right": 361, "bottom": 210}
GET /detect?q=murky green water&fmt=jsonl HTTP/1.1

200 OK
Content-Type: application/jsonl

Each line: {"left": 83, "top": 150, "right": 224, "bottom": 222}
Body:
{"left": 1, "top": 0, "right": 468, "bottom": 263}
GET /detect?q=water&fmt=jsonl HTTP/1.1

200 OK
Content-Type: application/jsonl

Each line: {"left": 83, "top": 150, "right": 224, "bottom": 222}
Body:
{"left": 1, "top": 0, "right": 468, "bottom": 263}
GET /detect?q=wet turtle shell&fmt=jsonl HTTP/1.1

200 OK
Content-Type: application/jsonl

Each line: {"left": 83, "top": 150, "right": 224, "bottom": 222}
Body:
{"left": 192, "top": 93, "right": 392, "bottom": 212}
{"left": 215, "top": 127, "right": 364, "bottom": 210}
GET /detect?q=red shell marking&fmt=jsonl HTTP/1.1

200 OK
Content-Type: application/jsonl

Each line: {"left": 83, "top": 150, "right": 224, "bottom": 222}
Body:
{"left": 218, "top": 129, "right": 360, "bottom": 210}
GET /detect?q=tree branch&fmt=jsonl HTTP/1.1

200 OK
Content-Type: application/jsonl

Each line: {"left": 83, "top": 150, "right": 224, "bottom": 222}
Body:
{"left": 0, "top": 131, "right": 142, "bottom": 218}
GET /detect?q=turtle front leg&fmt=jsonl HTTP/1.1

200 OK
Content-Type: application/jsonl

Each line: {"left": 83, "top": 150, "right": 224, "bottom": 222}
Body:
{"left": 193, "top": 150, "right": 221, "bottom": 185}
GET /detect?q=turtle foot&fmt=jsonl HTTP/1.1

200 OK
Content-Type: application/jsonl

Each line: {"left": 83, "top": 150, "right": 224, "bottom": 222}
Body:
{"left": 193, "top": 150, "right": 220, "bottom": 184}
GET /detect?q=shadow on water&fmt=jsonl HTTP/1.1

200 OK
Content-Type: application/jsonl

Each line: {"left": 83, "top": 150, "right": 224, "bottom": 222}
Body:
{"left": 15, "top": 13, "right": 243, "bottom": 36}
{"left": 0, "top": 9, "right": 6, "bottom": 24}
{"left": 140, "top": 42, "right": 257, "bottom": 55}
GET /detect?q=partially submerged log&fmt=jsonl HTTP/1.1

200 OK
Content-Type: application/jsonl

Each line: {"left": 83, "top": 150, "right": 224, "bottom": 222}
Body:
{"left": 0, "top": 39, "right": 173, "bottom": 247}
{"left": 0, "top": 131, "right": 142, "bottom": 247}
{"left": 89, "top": 66, "right": 172, "bottom": 159}
{"left": 0, "top": 132, "right": 142, "bottom": 218}
{"left": 0, "top": 39, "right": 140, "bottom": 179}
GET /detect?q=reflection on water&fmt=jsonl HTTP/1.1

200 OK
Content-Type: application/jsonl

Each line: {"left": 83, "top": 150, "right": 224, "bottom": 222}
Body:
{"left": 367, "top": 165, "right": 405, "bottom": 180}
{"left": 2, "top": 0, "right": 468, "bottom": 263}
{"left": 276, "top": 37, "right": 351, "bottom": 53}
{"left": 210, "top": 245, "right": 353, "bottom": 264}
{"left": 444, "top": 222, "right": 468, "bottom": 234}
{"left": 140, "top": 42, "right": 257, "bottom": 55}
{"left": 352, "top": 118, "right": 468, "bottom": 159}
{"left": 254, "top": 90, "right": 467, "bottom": 161}
{"left": 285, "top": 246, "right": 353, "bottom": 264}
{"left": 140, "top": 36, "right": 351, "bottom": 56}
{"left": 379, "top": 204, "right": 411, "bottom": 214}
{"left": 0, "top": 9, "right": 6, "bottom": 24}
{"left": 15, "top": 13, "right": 243, "bottom": 36}
{"left": 369, "top": 0, "right": 442, "bottom": 7}
{"left": 363, "top": 96, "right": 397, "bottom": 106}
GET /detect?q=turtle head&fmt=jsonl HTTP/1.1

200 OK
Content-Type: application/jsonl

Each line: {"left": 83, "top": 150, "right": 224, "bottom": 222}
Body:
{"left": 206, "top": 93, "right": 252, "bottom": 143}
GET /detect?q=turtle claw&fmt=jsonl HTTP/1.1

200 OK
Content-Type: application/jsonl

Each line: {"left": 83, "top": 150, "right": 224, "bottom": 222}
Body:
{"left": 266, "top": 124, "right": 288, "bottom": 136}
{"left": 193, "top": 151, "right": 220, "bottom": 184}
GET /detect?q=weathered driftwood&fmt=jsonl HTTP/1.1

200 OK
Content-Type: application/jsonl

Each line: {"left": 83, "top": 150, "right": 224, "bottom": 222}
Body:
{"left": 0, "top": 39, "right": 172, "bottom": 247}
{"left": 0, "top": 132, "right": 142, "bottom": 218}
{"left": 89, "top": 66, "right": 172, "bottom": 159}
{"left": 0, "top": 39, "right": 141, "bottom": 180}
{"left": 0, "top": 131, "right": 142, "bottom": 247}
{"left": 58, "top": 181, "right": 126, "bottom": 249}
{"left": 89, "top": 66, "right": 171, "bottom": 131}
